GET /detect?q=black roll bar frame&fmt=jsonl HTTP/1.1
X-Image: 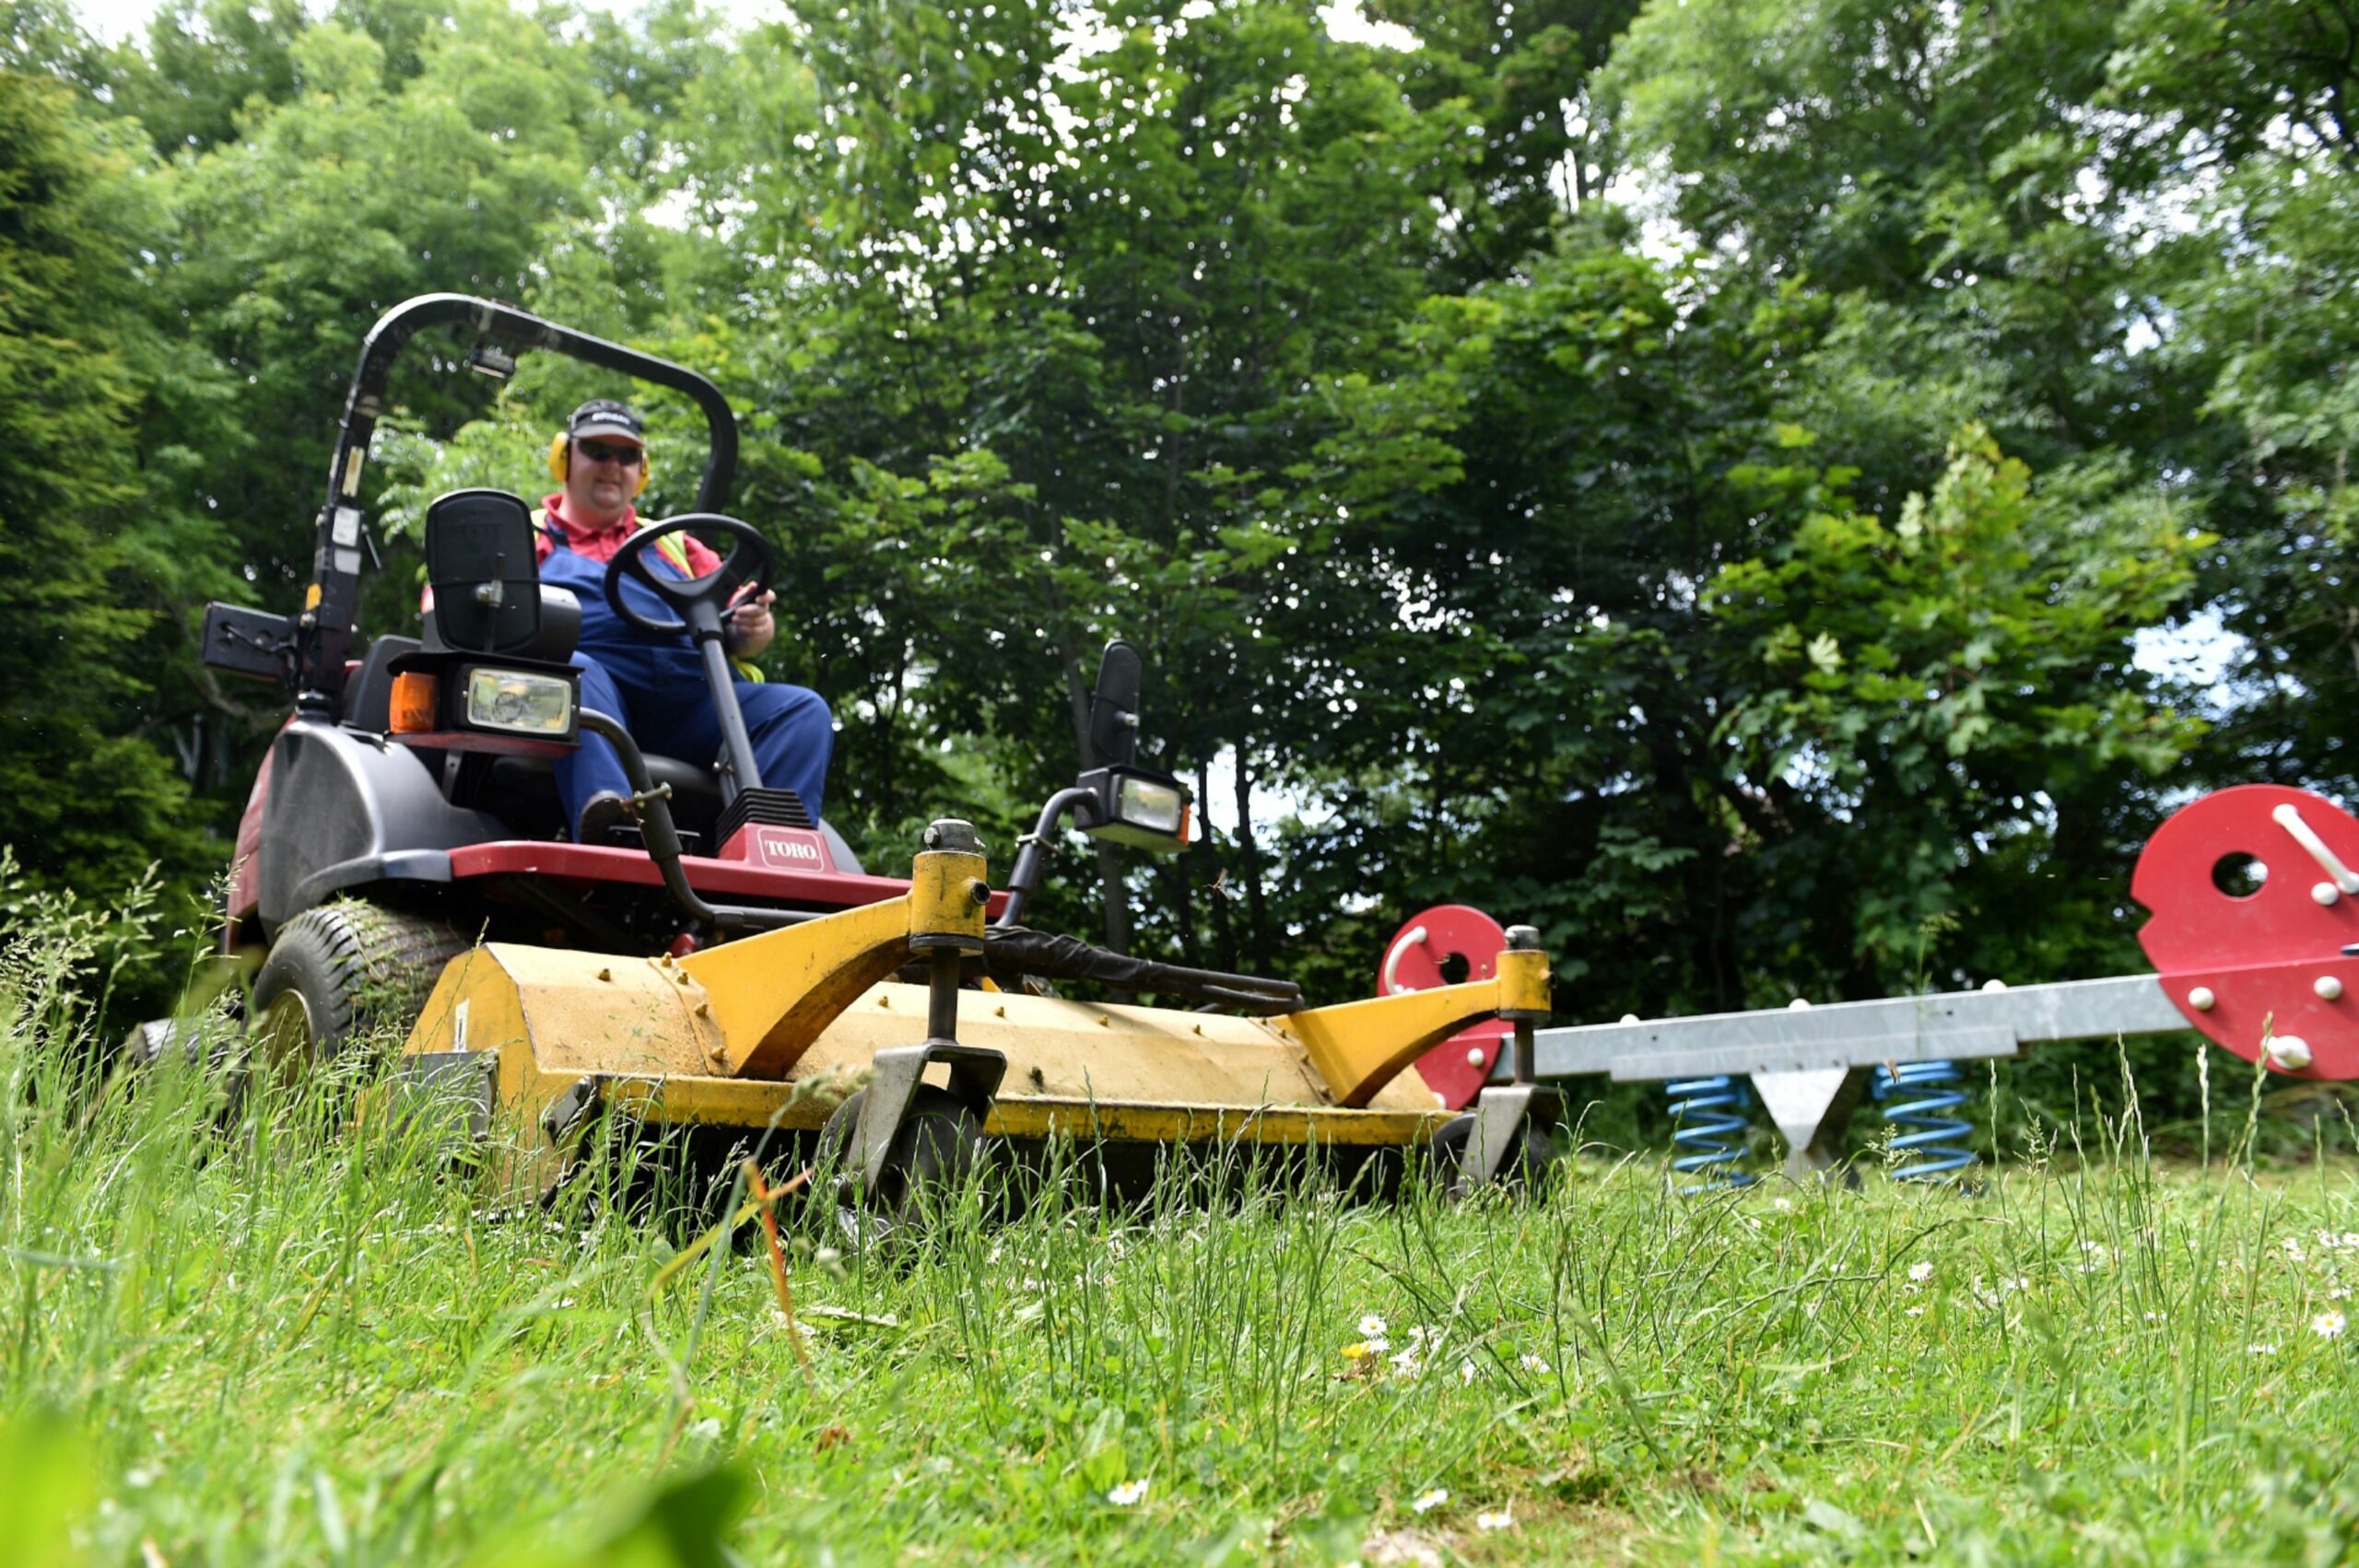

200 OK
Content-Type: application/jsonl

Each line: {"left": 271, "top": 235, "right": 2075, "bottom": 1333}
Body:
{"left": 294, "top": 293, "right": 740, "bottom": 717}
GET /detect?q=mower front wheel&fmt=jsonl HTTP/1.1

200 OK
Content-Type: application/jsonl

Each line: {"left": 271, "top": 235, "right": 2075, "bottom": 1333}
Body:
{"left": 251, "top": 899, "right": 466, "bottom": 1074}
{"left": 818, "top": 1085, "right": 984, "bottom": 1225}
{"left": 1425, "top": 1111, "right": 1559, "bottom": 1199}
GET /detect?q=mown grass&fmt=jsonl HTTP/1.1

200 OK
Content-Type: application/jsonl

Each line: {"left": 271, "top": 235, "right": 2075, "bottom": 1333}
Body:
{"left": 8, "top": 894, "right": 2359, "bottom": 1565}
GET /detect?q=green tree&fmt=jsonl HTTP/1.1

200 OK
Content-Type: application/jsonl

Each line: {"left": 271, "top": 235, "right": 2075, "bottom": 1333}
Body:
{"left": 0, "top": 69, "right": 210, "bottom": 895}
{"left": 1367, "top": 0, "right": 1646, "bottom": 283}
{"left": 1707, "top": 427, "right": 2202, "bottom": 996}
{"left": 674, "top": 0, "right": 1480, "bottom": 959}
{"left": 106, "top": 0, "right": 310, "bottom": 155}
{"left": 2107, "top": 0, "right": 2359, "bottom": 790}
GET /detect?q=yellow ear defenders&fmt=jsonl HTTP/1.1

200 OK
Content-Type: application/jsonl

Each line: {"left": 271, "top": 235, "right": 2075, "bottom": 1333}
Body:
{"left": 546, "top": 431, "right": 650, "bottom": 497}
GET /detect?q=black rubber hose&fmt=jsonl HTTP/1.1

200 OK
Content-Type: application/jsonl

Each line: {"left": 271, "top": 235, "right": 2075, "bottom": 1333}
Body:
{"left": 982, "top": 926, "right": 1303, "bottom": 1012}
{"left": 994, "top": 787, "right": 1097, "bottom": 930}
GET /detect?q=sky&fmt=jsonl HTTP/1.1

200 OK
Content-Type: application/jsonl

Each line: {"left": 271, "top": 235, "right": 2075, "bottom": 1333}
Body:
{"left": 70, "top": 0, "right": 1418, "bottom": 48}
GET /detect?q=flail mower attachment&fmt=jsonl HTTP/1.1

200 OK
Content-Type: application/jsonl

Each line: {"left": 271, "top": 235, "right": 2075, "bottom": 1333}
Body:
{"left": 389, "top": 812, "right": 1558, "bottom": 1205}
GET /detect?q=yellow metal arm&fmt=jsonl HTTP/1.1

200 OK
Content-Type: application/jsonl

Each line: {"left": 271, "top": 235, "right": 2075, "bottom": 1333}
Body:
{"left": 1270, "top": 947, "right": 1552, "bottom": 1107}
{"left": 677, "top": 838, "right": 988, "bottom": 1078}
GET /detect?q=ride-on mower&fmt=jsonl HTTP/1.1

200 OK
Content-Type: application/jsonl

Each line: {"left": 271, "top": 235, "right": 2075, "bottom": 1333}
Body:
{"left": 180, "top": 294, "right": 1562, "bottom": 1209}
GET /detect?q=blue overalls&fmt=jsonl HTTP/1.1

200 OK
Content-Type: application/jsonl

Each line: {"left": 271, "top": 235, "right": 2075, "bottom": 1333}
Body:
{"left": 534, "top": 525, "right": 834, "bottom": 835}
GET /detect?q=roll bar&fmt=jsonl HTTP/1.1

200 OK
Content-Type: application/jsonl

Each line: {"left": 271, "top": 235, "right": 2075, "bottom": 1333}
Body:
{"left": 295, "top": 294, "right": 740, "bottom": 716}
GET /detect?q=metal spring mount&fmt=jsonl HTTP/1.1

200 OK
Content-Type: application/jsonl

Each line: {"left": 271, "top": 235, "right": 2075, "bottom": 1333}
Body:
{"left": 1872, "top": 1059, "right": 1977, "bottom": 1180}
{"left": 1666, "top": 1074, "right": 1755, "bottom": 1193}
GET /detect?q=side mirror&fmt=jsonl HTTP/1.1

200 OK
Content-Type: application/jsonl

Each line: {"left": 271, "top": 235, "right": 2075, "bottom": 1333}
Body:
{"left": 426, "top": 489, "right": 541, "bottom": 653}
{"left": 1074, "top": 640, "right": 1189, "bottom": 854}
{"left": 1086, "top": 638, "right": 1143, "bottom": 769}
{"left": 997, "top": 637, "right": 1188, "bottom": 928}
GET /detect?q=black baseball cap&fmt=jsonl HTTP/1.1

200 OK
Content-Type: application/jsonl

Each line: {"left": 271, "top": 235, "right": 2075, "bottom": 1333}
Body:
{"left": 565, "top": 399, "right": 645, "bottom": 446}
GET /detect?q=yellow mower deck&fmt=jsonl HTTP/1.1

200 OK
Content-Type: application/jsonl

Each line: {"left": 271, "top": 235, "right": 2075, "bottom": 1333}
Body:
{"left": 393, "top": 830, "right": 1551, "bottom": 1188}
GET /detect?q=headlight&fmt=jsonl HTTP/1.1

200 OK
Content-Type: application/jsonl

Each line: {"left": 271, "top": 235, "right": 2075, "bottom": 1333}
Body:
{"left": 464, "top": 668, "right": 574, "bottom": 735}
{"left": 1116, "top": 774, "right": 1187, "bottom": 837}
{"left": 1078, "top": 766, "right": 1192, "bottom": 852}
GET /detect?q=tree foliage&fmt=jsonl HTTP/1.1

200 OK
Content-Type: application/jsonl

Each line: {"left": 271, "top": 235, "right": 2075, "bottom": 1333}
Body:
{"left": 0, "top": 67, "right": 207, "bottom": 893}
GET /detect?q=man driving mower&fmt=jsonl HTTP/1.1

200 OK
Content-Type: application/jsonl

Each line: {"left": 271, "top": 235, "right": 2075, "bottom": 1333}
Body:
{"left": 527, "top": 399, "right": 832, "bottom": 842}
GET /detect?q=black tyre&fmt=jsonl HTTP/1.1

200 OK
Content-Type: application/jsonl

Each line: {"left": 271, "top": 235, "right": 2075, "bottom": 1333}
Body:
{"left": 251, "top": 899, "right": 466, "bottom": 1073}
{"left": 1425, "top": 1111, "right": 1559, "bottom": 1199}
{"left": 817, "top": 1085, "right": 984, "bottom": 1224}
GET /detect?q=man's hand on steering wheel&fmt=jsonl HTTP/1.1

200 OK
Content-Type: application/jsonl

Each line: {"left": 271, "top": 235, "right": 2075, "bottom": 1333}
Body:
{"left": 727, "top": 588, "right": 778, "bottom": 659}
{"left": 600, "top": 514, "right": 778, "bottom": 648}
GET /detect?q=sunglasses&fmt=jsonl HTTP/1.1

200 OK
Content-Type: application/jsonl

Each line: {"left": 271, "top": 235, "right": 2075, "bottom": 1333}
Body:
{"left": 576, "top": 439, "right": 643, "bottom": 466}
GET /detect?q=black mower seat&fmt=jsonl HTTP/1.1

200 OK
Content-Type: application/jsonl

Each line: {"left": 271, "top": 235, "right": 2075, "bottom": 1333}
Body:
{"left": 482, "top": 751, "right": 724, "bottom": 841}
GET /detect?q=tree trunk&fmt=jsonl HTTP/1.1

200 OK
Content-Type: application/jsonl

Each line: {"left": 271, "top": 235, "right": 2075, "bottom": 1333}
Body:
{"left": 1063, "top": 646, "right": 1132, "bottom": 985}
{"left": 1641, "top": 684, "right": 1740, "bottom": 1010}
{"left": 1202, "top": 759, "right": 1237, "bottom": 974}
{"left": 1236, "top": 746, "right": 1269, "bottom": 958}
{"left": 1168, "top": 852, "right": 1200, "bottom": 967}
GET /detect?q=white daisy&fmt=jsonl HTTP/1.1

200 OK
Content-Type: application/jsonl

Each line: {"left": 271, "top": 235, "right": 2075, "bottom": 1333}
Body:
{"left": 1108, "top": 1479, "right": 1148, "bottom": 1506}
{"left": 1411, "top": 1488, "right": 1449, "bottom": 1515}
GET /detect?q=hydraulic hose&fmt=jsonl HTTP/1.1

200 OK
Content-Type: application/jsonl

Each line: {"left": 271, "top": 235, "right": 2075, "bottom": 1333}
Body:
{"left": 994, "top": 787, "right": 1098, "bottom": 930}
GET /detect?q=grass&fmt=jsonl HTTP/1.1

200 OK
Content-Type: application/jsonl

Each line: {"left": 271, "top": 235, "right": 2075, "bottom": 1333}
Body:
{"left": 9, "top": 895, "right": 2359, "bottom": 1564}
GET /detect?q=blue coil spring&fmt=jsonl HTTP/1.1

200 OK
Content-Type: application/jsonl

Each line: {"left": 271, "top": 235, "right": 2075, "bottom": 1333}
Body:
{"left": 1665, "top": 1074, "right": 1755, "bottom": 1191}
{"left": 1872, "top": 1060, "right": 1978, "bottom": 1180}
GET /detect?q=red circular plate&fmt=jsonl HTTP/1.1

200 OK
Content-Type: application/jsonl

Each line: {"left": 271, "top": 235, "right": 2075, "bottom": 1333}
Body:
{"left": 1380, "top": 904, "right": 1512, "bottom": 1108}
{"left": 2134, "top": 784, "right": 2359, "bottom": 1080}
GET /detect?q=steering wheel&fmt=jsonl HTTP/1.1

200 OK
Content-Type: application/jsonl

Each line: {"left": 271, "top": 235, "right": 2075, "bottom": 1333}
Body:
{"left": 601, "top": 515, "right": 777, "bottom": 643}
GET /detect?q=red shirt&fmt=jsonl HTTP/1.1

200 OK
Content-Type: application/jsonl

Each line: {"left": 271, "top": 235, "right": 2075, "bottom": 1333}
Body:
{"left": 535, "top": 492, "right": 722, "bottom": 574}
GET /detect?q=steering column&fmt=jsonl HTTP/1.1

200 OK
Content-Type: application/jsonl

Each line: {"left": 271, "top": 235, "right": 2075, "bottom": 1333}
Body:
{"left": 601, "top": 514, "right": 778, "bottom": 806}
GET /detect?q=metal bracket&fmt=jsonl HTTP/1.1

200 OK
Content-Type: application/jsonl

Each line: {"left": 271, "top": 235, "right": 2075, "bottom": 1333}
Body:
{"left": 1530, "top": 975, "right": 2186, "bottom": 1084}
{"left": 844, "top": 1041, "right": 1006, "bottom": 1198}
{"left": 540, "top": 1073, "right": 603, "bottom": 1151}
{"left": 1749, "top": 1066, "right": 1873, "bottom": 1181}
{"left": 1525, "top": 974, "right": 2204, "bottom": 1178}
{"left": 388, "top": 1051, "right": 499, "bottom": 1156}
{"left": 1453, "top": 1082, "right": 1562, "bottom": 1194}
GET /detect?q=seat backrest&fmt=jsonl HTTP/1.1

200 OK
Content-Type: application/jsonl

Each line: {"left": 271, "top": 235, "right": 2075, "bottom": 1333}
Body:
{"left": 425, "top": 489, "right": 542, "bottom": 652}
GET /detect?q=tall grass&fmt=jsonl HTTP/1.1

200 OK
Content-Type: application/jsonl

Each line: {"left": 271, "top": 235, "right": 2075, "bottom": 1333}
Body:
{"left": 6, "top": 883, "right": 2359, "bottom": 1564}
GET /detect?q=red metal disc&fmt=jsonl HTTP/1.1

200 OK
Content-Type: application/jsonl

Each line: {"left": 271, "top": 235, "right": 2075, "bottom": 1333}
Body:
{"left": 1380, "top": 905, "right": 1512, "bottom": 1109}
{"left": 2133, "top": 784, "right": 2359, "bottom": 1080}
